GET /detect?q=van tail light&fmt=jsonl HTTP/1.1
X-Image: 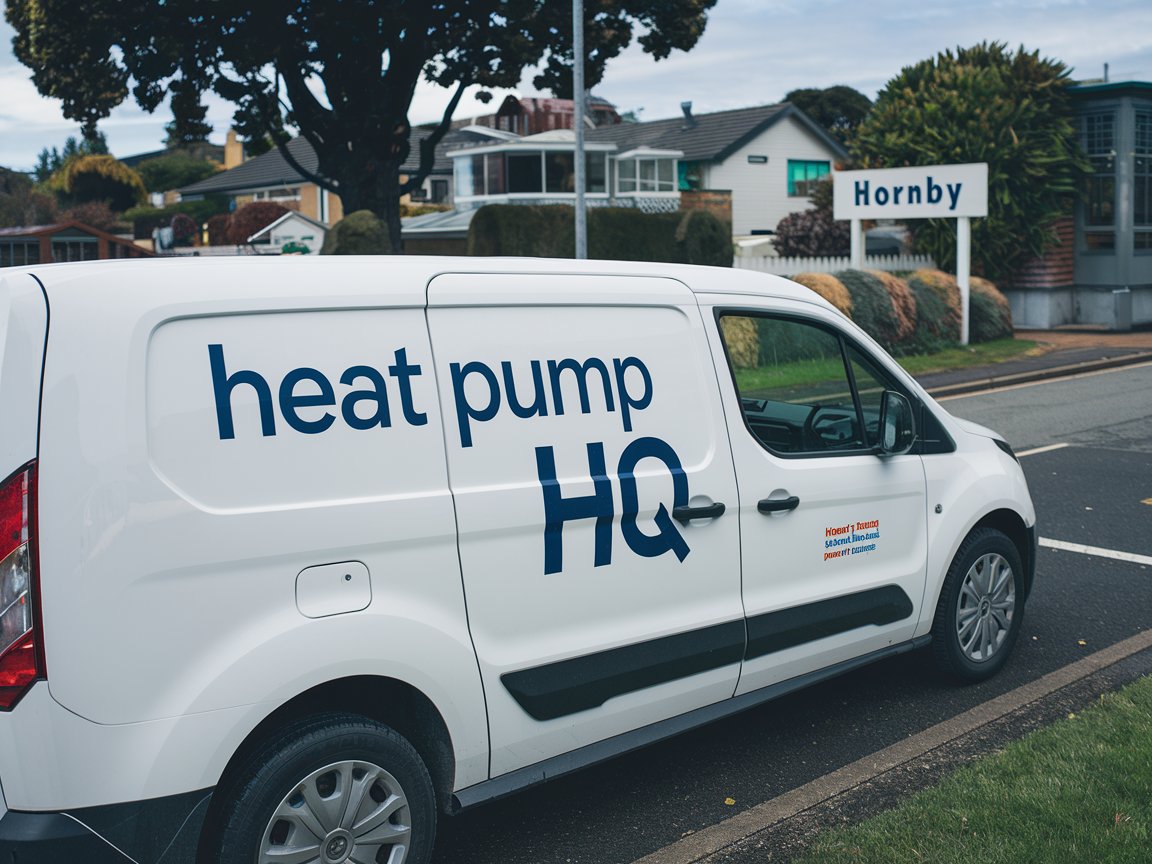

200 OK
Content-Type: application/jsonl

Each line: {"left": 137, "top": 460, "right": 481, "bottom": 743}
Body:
{"left": 0, "top": 463, "right": 42, "bottom": 710}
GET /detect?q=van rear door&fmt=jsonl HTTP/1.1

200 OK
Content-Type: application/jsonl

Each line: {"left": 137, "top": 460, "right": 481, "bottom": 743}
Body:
{"left": 0, "top": 272, "right": 47, "bottom": 478}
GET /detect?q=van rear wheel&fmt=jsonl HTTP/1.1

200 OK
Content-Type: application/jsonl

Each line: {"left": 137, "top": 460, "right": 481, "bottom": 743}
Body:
{"left": 932, "top": 527, "right": 1024, "bottom": 683}
{"left": 205, "top": 713, "right": 435, "bottom": 864}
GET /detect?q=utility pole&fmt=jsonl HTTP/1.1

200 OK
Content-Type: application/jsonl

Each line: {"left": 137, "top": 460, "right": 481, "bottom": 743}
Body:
{"left": 573, "top": 0, "right": 587, "bottom": 259}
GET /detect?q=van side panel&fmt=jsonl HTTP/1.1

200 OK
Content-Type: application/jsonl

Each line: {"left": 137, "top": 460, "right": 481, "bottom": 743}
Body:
{"left": 16, "top": 260, "right": 488, "bottom": 810}
{"left": 0, "top": 272, "right": 46, "bottom": 478}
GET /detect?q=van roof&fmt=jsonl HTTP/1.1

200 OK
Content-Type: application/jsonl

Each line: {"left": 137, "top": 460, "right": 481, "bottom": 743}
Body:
{"left": 26, "top": 255, "right": 835, "bottom": 312}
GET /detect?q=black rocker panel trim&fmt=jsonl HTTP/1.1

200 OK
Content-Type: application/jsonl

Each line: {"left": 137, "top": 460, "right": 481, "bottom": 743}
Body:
{"left": 501, "top": 620, "right": 746, "bottom": 721}
{"left": 745, "top": 585, "right": 914, "bottom": 660}
{"left": 501, "top": 585, "right": 913, "bottom": 721}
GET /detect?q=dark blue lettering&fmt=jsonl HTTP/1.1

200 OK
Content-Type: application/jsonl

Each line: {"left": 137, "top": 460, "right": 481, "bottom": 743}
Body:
{"left": 875, "top": 186, "right": 889, "bottom": 206}
{"left": 339, "top": 365, "right": 390, "bottom": 430}
{"left": 451, "top": 361, "right": 500, "bottom": 448}
{"left": 617, "top": 437, "right": 690, "bottom": 563}
{"left": 503, "top": 360, "right": 549, "bottom": 419}
{"left": 613, "top": 357, "right": 653, "bottom": 433}
{"left": 536, "top": 443, "right": 614, "bottom": 575}
{"left": 854, "top": 180, "right": 869, "bottom": 206}
{"left": 548, "top": 358, "right": 614, "bottom": 417}
{"left": 907, "top": 185, "right": 922, "bottom": 205}
{"left": 209, "top": 344, "right": 276, "bottom": 439}
{"left": 946, "top": 182, "right": 962, "bottom": 211}
{"left": 927, "top": 176, "right": 943, "bottom": 205}
{"left": 388, "top": 348, "right": 428, "bottom": 426}
{"left": 279, "top": 367, "right": 336, "bottom": 434}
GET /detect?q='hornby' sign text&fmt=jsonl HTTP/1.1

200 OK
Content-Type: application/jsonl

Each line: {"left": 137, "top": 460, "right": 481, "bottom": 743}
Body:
{"left": 833, "top": 163, "right": 988, "bottom": 220}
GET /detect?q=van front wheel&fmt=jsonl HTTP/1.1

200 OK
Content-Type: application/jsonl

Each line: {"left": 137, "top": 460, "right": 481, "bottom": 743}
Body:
{"left": 206, "top": 713, "right": 435, "bottom": 864}
{"left": 932, "top": 527, "right": 1024, "bottom": 683}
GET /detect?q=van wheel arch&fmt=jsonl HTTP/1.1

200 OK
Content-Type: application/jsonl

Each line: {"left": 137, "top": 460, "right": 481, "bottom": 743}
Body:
{"left": 929, "top": 508, "right": 1033, "bottom": 615}
{"left": 196, "top": 676, "right": 455, "bottom": 864}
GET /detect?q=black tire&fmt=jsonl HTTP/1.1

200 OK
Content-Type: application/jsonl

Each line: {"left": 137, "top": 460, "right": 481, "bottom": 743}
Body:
{"left": 203, "top": 712, "right": 436, "bottom": 864}
{"left": 931, "top": 527, "right": 1025, "bottom": 683}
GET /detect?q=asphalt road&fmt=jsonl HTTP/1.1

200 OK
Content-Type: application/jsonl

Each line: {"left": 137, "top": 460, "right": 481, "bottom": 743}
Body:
{"left": 431, "top": 364, "right": 1152, "bottom": 864}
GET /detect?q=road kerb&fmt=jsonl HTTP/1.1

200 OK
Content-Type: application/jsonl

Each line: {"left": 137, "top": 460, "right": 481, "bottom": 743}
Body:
{"left": 922, "top": 352, "right": 1152, "bottom": 398}
{"left": 633, "top": 629, "right": 1152, "bottom": 864}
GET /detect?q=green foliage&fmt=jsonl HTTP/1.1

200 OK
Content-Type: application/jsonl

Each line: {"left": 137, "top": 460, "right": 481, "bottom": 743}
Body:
{"left": 0, "top": 168, "right": 58, "bottom": 228}
{"left": 33, "top": 133, "right": 109, "bottom": 184}
{"left": 321, "top": 210, "right": 391, "bottom": 255}
{"left": 906, "top": 269, "right": 962, "bottom": 352}
{"left": 47, "top": 154, "right": 146, "bottom": 211}
{"left": 853, "top": 42, "right": 1088, "bottom": 282}
{"left": 467, "top": 205, "right": 732, "bottom": 267}
{"left": 61, "top": 200, "right": 121, "bottom": 231}
{"left": 135, "top": 152, "right": 219, "bottom": 193}
{"left": 206, "top": 213, "right": 232, "bottom": 246}
{"left": 834, "top": 269, "right": 903, "bottom": 351}
{"left": 970, "top": 276, "right": 1015, "bottom": 342}
{"left": 6, "top": 0, "right": 718, "bottom": 252}
{"left": 773, "top": 178, "right": 850, "bottom": 257}
{"left": 164, "top": 79, "right": 213, "bottom": 146}
{"left": 784, "top": 85, "right": 872, "bottom": 144}
{"left": 123, "top": 198, "right": 229, "bottom": 239}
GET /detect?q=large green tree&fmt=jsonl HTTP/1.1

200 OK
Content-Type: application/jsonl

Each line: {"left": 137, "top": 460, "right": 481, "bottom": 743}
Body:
{"left": 7, "top": 0, "right": 718, "bottom": 252}
{"left": 853, "top": 42, "right": 1088, "bottom": 281}
{"left": 784, "top": 85, "right": 872, "bottom": 145}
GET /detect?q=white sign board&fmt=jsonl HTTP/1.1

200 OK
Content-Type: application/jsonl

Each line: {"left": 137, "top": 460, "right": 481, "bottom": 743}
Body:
{"left": 833, "top": 163, "right": 988, "bottom": 220}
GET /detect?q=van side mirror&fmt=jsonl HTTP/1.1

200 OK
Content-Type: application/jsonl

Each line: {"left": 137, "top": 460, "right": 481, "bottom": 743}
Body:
{"left": 876, "top": 391, "right": 916, "bottom": 457}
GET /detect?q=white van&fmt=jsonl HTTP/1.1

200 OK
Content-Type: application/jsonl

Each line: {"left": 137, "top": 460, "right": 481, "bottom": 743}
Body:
{"left": 0, "top": 257, "right": 1034, "bottom": 863}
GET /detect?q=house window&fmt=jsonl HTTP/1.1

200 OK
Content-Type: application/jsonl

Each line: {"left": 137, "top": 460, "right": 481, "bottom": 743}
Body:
{"left": 617, "top": 157, "right": 677, "bottom": 194}
{"left": 1082, "top": 112, "right": 1116, "bottom": 251}
{"left": 51, "top": 239, "right": 98, "bottom": 262}
{"left": 431, "top": 179, "right": 449, "bottom": 203}
{"left": 254, "top": 187, "right": 301, "bottom": 202}
{"left": 788, "top": 160, "right": 830, "bottom": 197}
{"left": 0, "top": 241, "right": 41, "bottom": 267}
{"left": 1136, "top": 112, "right": 1151, "bottom": 251}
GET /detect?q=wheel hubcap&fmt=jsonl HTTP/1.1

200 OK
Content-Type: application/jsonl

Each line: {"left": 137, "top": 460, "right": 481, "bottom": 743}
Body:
{"left": 259, "top": 760, "right": 412, "bottom": 864}
{"left": 955, "top": 552, "right": 1016, "bottom": 663}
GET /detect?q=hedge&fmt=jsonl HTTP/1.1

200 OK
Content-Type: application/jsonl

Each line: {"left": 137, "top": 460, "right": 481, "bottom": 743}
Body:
{"left": 788, "top": 268, "right": 1013, "bottom": 353}
{"left": 125, "top": 197, "right": 229, "bottom": 240}
{"left": 467, "top": 204, "right": 732, "bottom": 267}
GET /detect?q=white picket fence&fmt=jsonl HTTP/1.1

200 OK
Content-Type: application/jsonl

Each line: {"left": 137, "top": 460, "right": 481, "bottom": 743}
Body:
{"left": 735, "top": 253, "right": 935, "bottom": 276}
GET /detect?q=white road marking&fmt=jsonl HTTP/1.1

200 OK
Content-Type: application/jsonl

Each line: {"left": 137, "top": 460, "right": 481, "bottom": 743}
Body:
{"left": 1016, "top": 442, "right": 1070, "bottom": 457}
{"left": 936, "top": 360, "right": 1152, "bottom": 402}
{"left": 1039, "top": 537, "right": 1152, "bottom": 567}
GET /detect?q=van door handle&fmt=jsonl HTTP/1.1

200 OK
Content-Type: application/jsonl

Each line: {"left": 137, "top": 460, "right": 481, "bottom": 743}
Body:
{"left": 758, "top": 496, "right": 800, "bottom": 514}
{"left": 672, "top": 502, "right": 726, "bottom": 524}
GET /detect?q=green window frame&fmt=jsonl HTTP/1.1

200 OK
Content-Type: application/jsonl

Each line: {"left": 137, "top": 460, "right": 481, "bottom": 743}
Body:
{"left": 787, "top": 160, "right": 830, "bottom": 197}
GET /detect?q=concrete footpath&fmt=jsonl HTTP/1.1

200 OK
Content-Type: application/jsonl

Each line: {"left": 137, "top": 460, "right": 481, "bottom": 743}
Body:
{"left": 913, "top": 327, "right": 1152, "bottom": 396}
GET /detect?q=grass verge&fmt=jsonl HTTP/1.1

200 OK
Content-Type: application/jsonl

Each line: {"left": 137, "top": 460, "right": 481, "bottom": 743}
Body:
{"left": 896, "top": 338, "right": 1040, "bottom": 377}
{"left": 794, "top": 674, "right": 1152, "bottom": 864}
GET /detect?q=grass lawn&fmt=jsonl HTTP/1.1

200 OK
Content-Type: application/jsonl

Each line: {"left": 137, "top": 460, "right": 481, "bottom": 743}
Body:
{"left": 732, "top": 339, "right": 1041, "bottom": 396}
{"left": 895, "top": 338, "right": 1040, "bottom": 377}
{"left": 794, "top": 674, "right": 1152, "bottom": 864}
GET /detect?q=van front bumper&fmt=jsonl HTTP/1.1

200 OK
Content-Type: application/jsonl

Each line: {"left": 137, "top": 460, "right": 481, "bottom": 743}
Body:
{"left": 0, "top": 787, "right": 211, "bottom": 864}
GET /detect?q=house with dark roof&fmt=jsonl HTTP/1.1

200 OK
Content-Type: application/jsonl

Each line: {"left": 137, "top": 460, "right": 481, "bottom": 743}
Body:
{"left": 0, "top": 222, "right": 151, "bottom": 267}
{"left": 436, "top": 101, "right": 848, "bottom": 237}
{"left": 177, "top": 126, "right": 517, "bottom": 225}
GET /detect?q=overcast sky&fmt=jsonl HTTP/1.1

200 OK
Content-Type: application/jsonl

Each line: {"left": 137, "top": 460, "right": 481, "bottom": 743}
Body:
{"left": 1, "top": 0, "right": 1150, "bottom": 171}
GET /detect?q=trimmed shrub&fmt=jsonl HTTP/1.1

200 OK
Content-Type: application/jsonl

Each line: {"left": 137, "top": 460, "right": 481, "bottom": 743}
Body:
{"left": 773, "top": 179, "right": 849, "bottom": 257}
{"left": 789, "top": 272, "right": 853, "bottom": 317}
{"left": 834, "top": 269, "right": 905, "bottom": 351}
{"left": 61, "top": 200, "right": 120, "bottom": 231}
{"left": 321, "top": 210, "right": 390, "bottom": 255}
{"left": 126, "top": 198, "right": 228, "bottom": 239}
{"left": 48, "top": 154, "right": 147, "bottom": 211}
{"left": 467, "top": 204, "right": 732, "bottom": 266}
{"left": 719, "top": 316, "right": 759, "bottom": 368}
{"left": 170, "top": 212, "right": 198, "bottom": 246}
{"left": 907, "top": 269, "right": 961, "bottom": 351}
{"left": 970, "top": 276, "right": 1014, "bottom": 342}
{"left": 228, "top": 201, "right": 290, "bottom": 245}
{"left": 867, "top": 270, "right": 917, "bottom": 345}
{"left": 206, "top": 213, "right": 232, "bottom": 246}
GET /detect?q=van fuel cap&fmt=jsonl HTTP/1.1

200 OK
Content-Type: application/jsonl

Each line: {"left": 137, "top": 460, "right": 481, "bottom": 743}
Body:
{"left": 296, "top": 561, "right": 372, "bottom": 618}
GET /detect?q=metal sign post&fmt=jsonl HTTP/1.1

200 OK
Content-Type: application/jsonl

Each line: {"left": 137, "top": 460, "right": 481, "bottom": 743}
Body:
{"left": 573, "top": 0, "right": 587, "bottom": 260}
{"left": 834, "top": 163, "right": 988, "bottom": 345}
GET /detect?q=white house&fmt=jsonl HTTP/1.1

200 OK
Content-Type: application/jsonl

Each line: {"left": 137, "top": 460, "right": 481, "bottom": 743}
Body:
{"left": 423, "top": 101, "right": 848, "bottom": 240}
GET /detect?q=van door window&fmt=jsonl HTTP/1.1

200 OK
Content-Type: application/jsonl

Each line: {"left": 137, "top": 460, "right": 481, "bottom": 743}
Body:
{"left": 718, "top": 314, "right": 866, "bottom": 455}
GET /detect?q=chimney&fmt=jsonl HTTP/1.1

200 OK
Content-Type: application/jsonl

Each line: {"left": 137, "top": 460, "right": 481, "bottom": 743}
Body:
{"left": 224, "top": 129, "right": 244, "bottom": 169}
{"left": 681, "top": 101, "right": 697, "bottom": 128}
